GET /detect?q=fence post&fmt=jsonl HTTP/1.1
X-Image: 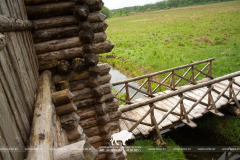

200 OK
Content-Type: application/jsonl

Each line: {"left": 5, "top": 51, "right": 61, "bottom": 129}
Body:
{"left": 191, "top": 65, "right": 194, "bottom": 83}
{"left": 209, "top": 61, "right": 212, "bottom": 77}
{"left": 147, "top": 77, "right": 152, "bottom": 95}
{"left": 125, "top": 82, "right": 130, "bottom": 104}
{"left": 171, "top": 71, "right": 175, "bottom": 89}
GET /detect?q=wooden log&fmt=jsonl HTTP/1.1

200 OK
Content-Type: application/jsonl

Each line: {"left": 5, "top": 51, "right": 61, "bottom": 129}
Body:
{"left": 58, "top": 81, "right": 70, "bottom": 90}
{"left": 76, "top": 108, "right": 96, "bottom": 120}
{"left": 74, "top": 98, "right": 95, "bottom": 108}
{"left": 26, "top": 2, "right": 75, "bottom": 20}
{"left": 56, "top": 103, "right": 77, "bottom": 116}
{"left": 35, "top": 32, "right": 106, "bottom": 54}
{"left": 32, "top": 26, "right": 79, "bottom": 43}
{"left": 109, "top": 111, "right": 122, "bottom": 121}
{"left": 93, "top": 86, "right": 104, "bottom": 98}
{"left": 26, "top": 70, "right": 53, "bottom": 160}
{"left": 106, "top": 99, "right": 119, "bottom": 112}
{"left": 32, "top": 15, "right": 78, "bottom": 31}
{"left": 116, "top": 152, "right": 126, "bottom": 160}
{"left": 79, "top": 117, "right": 97, "bottom": 129}
{"left": 73, "top": 5, "right": 89, "bottom": 21}
{"left": 66, "top": 125, "right": 83, "bottom": 141}
{"left": 102, "top": 131, "right": 112, "bottom": 142}
{"left": 38, "top": 59, "right": 58, "bottom": 71}
{"left": 79, "top": 21, "right": 91, "bottom": 30}
{"left": 95, "top": 103, "right": 108, "bottom": 115}
{"left": 94, "top": 32, "right": 107, "bottom": 43}
{"left": 24, "top": 0, "right": 66, "bottom": 5}
{"left": 91, "top": 141, "right": 104, "bottom": 148}
{"left": 57, "top": 60, "right": 71, "bottom": 74}
{"left": 101, "top": 83, "right": 112, "bottom": 95}
{"left": 72, "top": 88, "right": 93, "bottom": 102}
{"left": 51, "top": 81, "right": 57, "bottom": 93}
{"left": 79, "top": 29, "right": 94, "bottom": 43}
{"left": 75, "top": 0, "right": 87, "bottom": 4}
{"left": 88, "top": 12, "right": 106, "bottom": 22}
{"left": 55, "top": 116, "right": 69, "bottom": 148}
{"left": 98, "top": 124, "right": 110, "bottom": 134}
{"left": 70, "top": 74, "right": 111, "bottom": 91}
{"left": 95, "top": 153, "right": 106, "bottom": 160}
{"left": 108, "top": 121, "right": 119, "bottom": 131}
{"left": 87, "top": 135, "right": 103, "bottom": 144}
{"left": 71, "top": 58, "right": 86, "bottom": 72}
{"left": 97, "top": 114, "right": 110, "bottom": 124}
{"left": 95, "top": 40, "right": 115, "bottom": 54}
{"left": 53, "top": 140, "right": 98, "bottom": 160}
{"left": 91, "top": 21, "right": 108, "bottom": 33}
{"left": 83, "top": 126, "right": 100, "bottom": 137}
{"left": 84, "top": 53, "right": 99, "bottom": 66}
{"left": 60, "top": 112, "right": 80, "bottom": 131}
{"left": 70, "top": 133, "right": 88, "bottom": 144}
{"left": 85, "top": 0, "right": 104, "bottom": 11}
{"left": 83, "top": 43, "right": 95, "bottom": 54}
{"left": 0, "top": 15, "right": 33, "bottom": 32}
{"left": 53, "top": 70, "right": 89, "bottom": 84}
{"left": 102, "top": 92, "right": 115, "bottom": 103}
{"left": 107, "top": 152, "right": 117, "bottom": 160}
{"left": 89, "top": 75, "right": 102, "bottom": 87}
{"left": 32, "top": 12, "right": 105, "bottom": 31}
{"left": 89, "top": 65, "right": 100, "bottom": 76}
{"left": 52, "top": 89, "right": 74, "bottom": 106}
{"left": 37, "top": 41, "right": 114, "bottom": 61}
{"left": 98, "top": 63, "right": 111, "bottom": 75}
{"left": 0, "top": 33, "right": 7, "bottom": 50}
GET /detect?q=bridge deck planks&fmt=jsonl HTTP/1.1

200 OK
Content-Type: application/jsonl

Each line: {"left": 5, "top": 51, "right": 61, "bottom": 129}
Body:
{"left": 119, "top": 78, "right": 240, "bottom": 137}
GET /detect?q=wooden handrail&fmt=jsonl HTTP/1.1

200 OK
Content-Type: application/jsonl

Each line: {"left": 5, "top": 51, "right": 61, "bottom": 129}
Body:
{"left": 113, "top": 58, "right": 215, "bottom": 86}
{"left": 120, "top": 71, "right": 240, "bottom": 113}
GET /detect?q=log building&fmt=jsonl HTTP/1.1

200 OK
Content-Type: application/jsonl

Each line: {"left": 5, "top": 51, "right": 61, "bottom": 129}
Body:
{"left": 0, "top": 0, "right": 125, "bottom": 159}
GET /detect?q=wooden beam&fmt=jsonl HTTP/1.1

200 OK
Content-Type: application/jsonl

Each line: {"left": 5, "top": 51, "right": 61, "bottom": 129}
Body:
{"left": 24, "top": 0, "right": 66, "bottom": 5}
{"left": 85, "top": 0, "right": 104, "bottom": 11}
{"left": 52, "top": 89, "right": 74, "bottom": 106}
{"left": 0, "top": 15, "right": 33, "bottom": 32}
{"left": 26, "top": 70, "right": 53, "bottom": 160}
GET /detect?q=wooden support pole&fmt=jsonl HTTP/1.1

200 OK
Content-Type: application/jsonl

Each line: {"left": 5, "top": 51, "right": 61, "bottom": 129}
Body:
{"left": 171, "top": 71, "right": 175, "bottom": 89}
{"left": 53, "top": 140, "right": 98, "bottom": 160}
{"left": 179, "top": 94, "right": 190, "bottom": 123}
{"left": 26, "top": 70, "right": 53, "bottom": 160}
{"left": 125, "top": 83, "right": 130, "bottom": 104}
{"left": 0, "top": 15, "right": 33, "bottom": 32}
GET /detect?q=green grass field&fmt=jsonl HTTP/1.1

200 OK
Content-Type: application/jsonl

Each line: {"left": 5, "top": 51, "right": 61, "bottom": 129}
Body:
{"left": 101, "top": 1, "right": 240, "bottom": 79}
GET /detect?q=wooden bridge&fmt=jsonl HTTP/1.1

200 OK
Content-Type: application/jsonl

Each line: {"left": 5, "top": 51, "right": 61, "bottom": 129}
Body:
{"left": 112, "top": 58, "right": 240, "bottom": 144}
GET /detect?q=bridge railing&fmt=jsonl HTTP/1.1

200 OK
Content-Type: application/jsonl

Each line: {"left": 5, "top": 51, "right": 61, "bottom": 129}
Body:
{"left": 120, "top": 71, "right": 240, "bottom": 145}
{"left": 113, "top": 58, "right": 215, "bottom": 104}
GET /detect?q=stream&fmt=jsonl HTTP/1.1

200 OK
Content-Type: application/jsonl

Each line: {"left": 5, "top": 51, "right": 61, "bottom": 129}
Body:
{"left": 109, "top": 66, "right": 240, "bottom": 160}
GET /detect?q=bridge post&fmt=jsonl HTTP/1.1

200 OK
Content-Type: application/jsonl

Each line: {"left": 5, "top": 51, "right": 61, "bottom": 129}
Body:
{"left": 171, "top": 71, "right": 175, "bottom": 89}
{"left": 125, "top": 82, "right": 130, "bottom": 104}
{"left": 191, "top": 66, "right": 194, "bottom": 83}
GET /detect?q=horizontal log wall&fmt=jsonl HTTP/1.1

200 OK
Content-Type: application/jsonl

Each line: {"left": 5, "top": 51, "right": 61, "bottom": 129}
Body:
{"left": 0, "top": 0, "right": 39, "bottom": 159}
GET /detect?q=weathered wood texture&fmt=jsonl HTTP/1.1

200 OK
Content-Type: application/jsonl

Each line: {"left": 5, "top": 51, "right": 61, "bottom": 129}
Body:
{"left": 26, "top": 70, "right": 53, "bottom": 160}
{"left": 0, "top": 33, "right": 7, "bottom": 50}
{"left": 0, "top": 0, "right": 39, "bottom": 159}
{"left": 0, "top": 15, "right": 33, "bottom": 32}
{"left": 32, "top": 12, "right": 106, "bottom": 31}
{"left": 26, "top": 2, "right": 75, "bottom": 20}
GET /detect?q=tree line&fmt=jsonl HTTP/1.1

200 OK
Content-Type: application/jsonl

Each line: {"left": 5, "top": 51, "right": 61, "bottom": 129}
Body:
{"left": 101, "top": 0, "right": 234, "bottom": 18}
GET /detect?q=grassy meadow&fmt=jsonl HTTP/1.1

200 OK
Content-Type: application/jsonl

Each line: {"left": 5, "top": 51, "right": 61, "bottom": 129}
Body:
{"left": 101, "top": 1, "right": 240, "bottom": 79}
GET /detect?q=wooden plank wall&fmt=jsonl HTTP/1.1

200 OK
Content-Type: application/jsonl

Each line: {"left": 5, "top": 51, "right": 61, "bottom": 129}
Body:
{"left": 0, "top": 0, "right": 39, "bottom": 159}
